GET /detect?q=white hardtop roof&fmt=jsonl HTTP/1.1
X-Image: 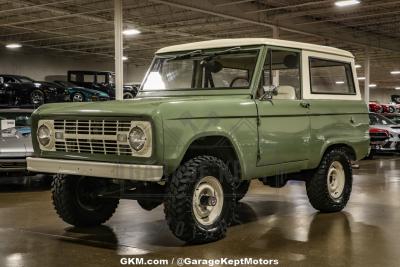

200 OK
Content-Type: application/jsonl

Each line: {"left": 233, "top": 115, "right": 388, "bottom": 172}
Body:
{"left": 156, "top": 38, "right": 353, "bottom": 58}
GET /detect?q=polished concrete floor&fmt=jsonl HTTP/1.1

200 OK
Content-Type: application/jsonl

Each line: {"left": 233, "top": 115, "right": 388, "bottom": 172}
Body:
{"left": 1, "top": 156, "right": 400, "bottom": 267}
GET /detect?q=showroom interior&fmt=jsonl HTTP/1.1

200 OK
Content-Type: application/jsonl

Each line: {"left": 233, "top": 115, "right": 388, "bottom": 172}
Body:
{"left": 1, "top": 0, "right": 400, "bottom": 266}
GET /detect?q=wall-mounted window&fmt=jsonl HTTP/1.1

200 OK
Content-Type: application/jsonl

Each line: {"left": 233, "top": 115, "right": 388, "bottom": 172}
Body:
{"left": 309, "top": 58, "right": 355, "bottom": 95}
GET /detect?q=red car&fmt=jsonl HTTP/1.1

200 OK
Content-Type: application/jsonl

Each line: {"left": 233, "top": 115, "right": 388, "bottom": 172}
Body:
{"left": 369, "top": 102, "right": 383, "bottom": 113}
{"left": 369, "top": 102, "right": 396, "bottom": 113}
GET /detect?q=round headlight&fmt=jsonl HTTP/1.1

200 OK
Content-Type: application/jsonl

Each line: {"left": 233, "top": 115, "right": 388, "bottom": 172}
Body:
{"left": 38, "top": 124, "right": 51, "bottom": 147}
{"left": 128, "top": 126, "right": 146, "bottom": 151}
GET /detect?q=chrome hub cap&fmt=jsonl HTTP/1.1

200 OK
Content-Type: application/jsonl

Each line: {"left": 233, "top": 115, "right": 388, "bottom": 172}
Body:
{"left": 327, "top": 161, "right": 345, "bottom": 200}
{"left": 193, "top": 176, "right": 224, "bottom": 226}
{"left": 31, "top": 92, "right": 43, "bottom": 105}
{"left": 73, "top": 93, "right": 83, "bottom": 102}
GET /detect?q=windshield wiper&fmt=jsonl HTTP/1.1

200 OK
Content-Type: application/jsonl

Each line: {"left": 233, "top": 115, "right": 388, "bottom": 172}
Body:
{"left": 204, "top": 46, "right": 242, "bottom": 58}
{"left": 165, "top": 46, "right": 242, "bottom": 61}
{"left": 166, "top": 50, "right": 203, "bottom": 61}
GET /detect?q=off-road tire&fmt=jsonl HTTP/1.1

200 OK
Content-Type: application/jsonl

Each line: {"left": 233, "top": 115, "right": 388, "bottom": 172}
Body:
{"left": 164, "top": 155, "right": 236, "bottom": 243}
{"left": 52, "top": 174, "right": 119, "bottom": 227}
{"left": 306, "top": 148, "right": 352, "bottom": 213}
{"left": 236, "top": 180, "right": 251, "bottom": 201}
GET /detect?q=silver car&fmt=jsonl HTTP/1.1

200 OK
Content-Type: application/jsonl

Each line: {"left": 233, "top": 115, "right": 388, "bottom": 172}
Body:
{"left": 0, "top": 127, "right": 33, "bottom": 173}
{"left": 0, "top": 109, "right": 33, "bottom": 174}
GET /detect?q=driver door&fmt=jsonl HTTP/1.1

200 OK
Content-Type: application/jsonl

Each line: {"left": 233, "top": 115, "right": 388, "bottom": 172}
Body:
{"left": 256, "top": 48, "right": 311, "bottom": 167}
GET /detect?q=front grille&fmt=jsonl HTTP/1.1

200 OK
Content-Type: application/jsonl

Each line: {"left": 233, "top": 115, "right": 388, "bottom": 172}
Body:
{"left": 54, "top": 120, "right": 133, "bottom": 155}
{"left": 370, "top": 132, "right": 389, "bottom": 142}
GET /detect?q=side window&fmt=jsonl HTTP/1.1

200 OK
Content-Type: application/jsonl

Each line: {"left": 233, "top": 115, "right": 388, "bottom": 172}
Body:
{"left": 4, "top": 77, "right": 17, "bottom": 83}
{"left": 84, "top": 74, "right": 95, "bottom": 83}
{"left": 309, "top": 58, "right": 355, "bottom": 95}
{"left": 262, "top": 49, "right": 301, "bottom": 100}
{"left": 69, "top": 74, "right": 77, "bottom": 82}
{"left": 97, "top": 75, "right": 106, "bottom": 84}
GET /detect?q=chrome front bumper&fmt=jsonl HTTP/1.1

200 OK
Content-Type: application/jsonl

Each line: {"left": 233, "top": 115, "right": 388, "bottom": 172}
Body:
{"left": 26, "top": 157, "right": 163, "bottom": 182}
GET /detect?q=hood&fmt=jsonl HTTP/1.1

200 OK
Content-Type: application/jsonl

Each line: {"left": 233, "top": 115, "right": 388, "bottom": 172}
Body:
{"left": 32, "top": 95, "right": 255, "bottom": 119}
{"left": 0, "top": 127, "right": 33, "bottom": 157}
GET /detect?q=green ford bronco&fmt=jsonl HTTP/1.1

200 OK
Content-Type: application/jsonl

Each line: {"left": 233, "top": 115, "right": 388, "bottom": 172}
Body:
{"left": 28, "top": 38, "right": 369, "bottom": 243}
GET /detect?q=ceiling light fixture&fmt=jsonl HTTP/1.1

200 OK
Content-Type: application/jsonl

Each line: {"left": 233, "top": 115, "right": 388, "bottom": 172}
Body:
{"left": 5, "top": 43, "right": 22, "bottom": 49}
{"left": 391, "top": 71, "right": 400, "bottom": 75}
{"left": 335, "top": 81, "right": 345, "bottom": 84}
{"left": 123, "top": 29, "right": 141, "bottom": 36}
{"left": 395, "top": 87, "right": 400, "bottom": 90}
{"left": 122, "top": 56, "right": 128, "bottom": 61}
{"left": 369, "top": 84, "right": 377, "bottom": 88}
{"left": 355, "top": 64, "right": 362, "bottom": 68}
{"left": 335, "top": 0, "right": 360, "bottom": 7}
{"left": 357, "top": 77, "right": 365, "bottom": 80}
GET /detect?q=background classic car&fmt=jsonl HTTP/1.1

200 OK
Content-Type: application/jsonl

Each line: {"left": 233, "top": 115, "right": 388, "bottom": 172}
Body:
{"left": 52, "top": 81, "right": 110, "bottom": 102}
{"left": 67, "top": 70, "right": 138, "bottom": 99}
{"left": 0, "top": 74, "right": 67, "bottom": 107}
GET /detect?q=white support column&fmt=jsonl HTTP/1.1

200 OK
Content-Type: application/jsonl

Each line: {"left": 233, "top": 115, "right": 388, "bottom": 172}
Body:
{"left": 364, "top": 47, "right": 370, "bottom": 104}
{"left": 272, "top": 25, "right": 279, "bottom": 39}
{"left": 114, "top": 0, "right": 123, "bottom": 100}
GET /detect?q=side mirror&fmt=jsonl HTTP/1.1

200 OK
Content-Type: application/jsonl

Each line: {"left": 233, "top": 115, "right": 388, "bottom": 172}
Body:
{"left": 260, "top": 85, "right": 278, "bottom": 101}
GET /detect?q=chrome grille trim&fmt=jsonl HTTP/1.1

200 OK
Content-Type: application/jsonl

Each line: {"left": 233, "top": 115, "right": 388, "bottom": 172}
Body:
{"left": 54, "top": 120, "right": 134, "bottom": 156}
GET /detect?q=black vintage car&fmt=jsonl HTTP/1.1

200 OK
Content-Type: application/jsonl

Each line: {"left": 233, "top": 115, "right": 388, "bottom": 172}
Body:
{"left": 0, "top": 74, "right": 67, "bottom": 107}
{"left": 67, "top": 70, "right": 138, "bottom": 99}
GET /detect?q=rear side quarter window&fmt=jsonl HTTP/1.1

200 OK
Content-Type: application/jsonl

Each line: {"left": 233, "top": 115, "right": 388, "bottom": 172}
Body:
{"left": 309, "top": 58, "right": 355, "bottom": 95}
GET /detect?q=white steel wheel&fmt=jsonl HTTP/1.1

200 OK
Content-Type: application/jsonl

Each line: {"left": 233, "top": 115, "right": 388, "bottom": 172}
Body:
{"left": 327, "top": 161, "right": 345, "bottom": 201}
{"left": 192, "top": 176, "right": 224, "bottom": 226}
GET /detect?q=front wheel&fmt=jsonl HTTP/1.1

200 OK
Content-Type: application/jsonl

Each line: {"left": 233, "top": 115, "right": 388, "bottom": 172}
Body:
{"left": 52, "top": 175, "right": 119, "bottom": 227}
{"left": 123, "top": 91, "right": 136, "bottom": 99}
{"left": 164, "top": 156, "right": 236, "bottom": 243}
{"left": 72, "top": 92, "right": 84, "bottom": 102}
{"left": 306, "top": 148, "right": 352, "bottom": 213}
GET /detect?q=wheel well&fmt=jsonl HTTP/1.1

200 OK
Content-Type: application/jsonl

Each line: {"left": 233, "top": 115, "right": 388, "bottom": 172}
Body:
{"left": 181, "top": 136, "right": 241, "bottom": 178}
{"left": 323, "top": 144, "right": 356, "bottom": 161}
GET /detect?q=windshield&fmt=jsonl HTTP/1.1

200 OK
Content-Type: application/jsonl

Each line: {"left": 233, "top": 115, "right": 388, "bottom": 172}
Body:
{"left": 370, "top": 113, "right": 396, "bottom": 126}
{"left": 18, "top": 76, "right": 35, "bottom": 83}
{"left": 141, "top": 48, "right": 259, "bottom": 91}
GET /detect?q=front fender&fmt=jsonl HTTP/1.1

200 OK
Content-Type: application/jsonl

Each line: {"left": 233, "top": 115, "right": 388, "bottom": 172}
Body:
{"left": 162, "top": 115, "right": 258, "bottom": 178}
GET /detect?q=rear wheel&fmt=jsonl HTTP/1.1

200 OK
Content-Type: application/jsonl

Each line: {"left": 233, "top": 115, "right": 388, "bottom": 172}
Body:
{"left": 30, "top": 90, "right": 44, "bottom": 106}
{"left": 306, "top": 148, "right": 352, "bottom": 212}
{"left": 389, "top": 106, "right": 396, "bottom": 113}
{"left": 164, "top": 156, "right": 236, "bottom": 243}
{"left": 52, "top": 175, "right": 119, "bottom": 227}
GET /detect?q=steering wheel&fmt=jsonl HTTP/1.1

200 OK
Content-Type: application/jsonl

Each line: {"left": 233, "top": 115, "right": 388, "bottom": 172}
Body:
{"left": 230, "top": 77, "right": 249, "bottom": 88}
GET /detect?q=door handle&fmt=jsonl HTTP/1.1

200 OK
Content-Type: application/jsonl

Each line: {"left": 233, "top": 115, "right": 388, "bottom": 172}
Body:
{"left": 300, "top": 101, "right": 310, "bottom": 109}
